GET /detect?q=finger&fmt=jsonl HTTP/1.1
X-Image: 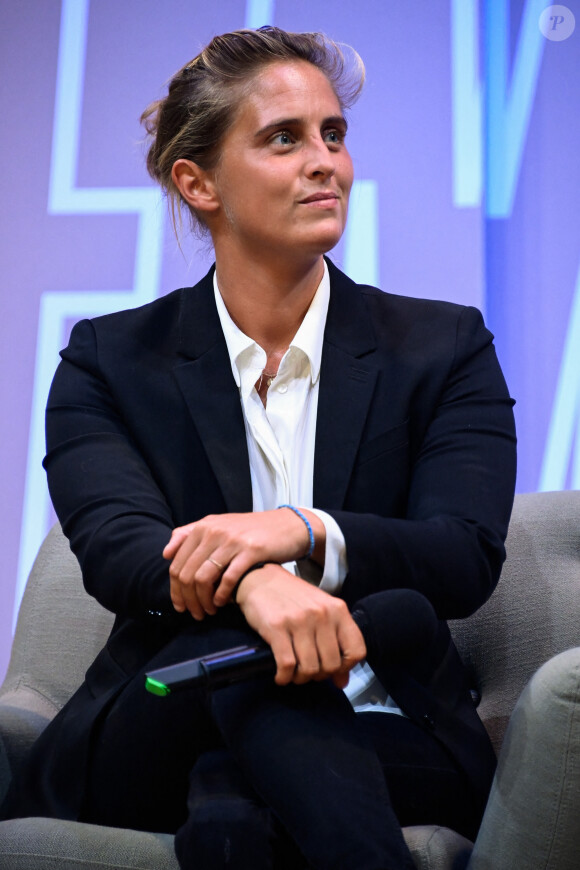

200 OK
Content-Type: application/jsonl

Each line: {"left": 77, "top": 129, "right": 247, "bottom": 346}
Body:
{"left": 179, "top": 558, "right": 223, "bottom": 615}
{"left": 171, "top": 545, "right": 238, "bottom": 616}
{"left": 182, "top": 585, "right": 206, "bottom": 621}
{"left": 166, "top": 532, "right": 205, "bottom": 576}
{"left": 169, "top": 570, "right": 205, "bottom": 620}
{"left": 163, "top": 523, "right": 197, "bottom": 560}
{"left": 169, "top": 573, "right": 198, "bottom": 617}
{"left": 211, "top": 553, "right": 264, "bottom": 607}
{"left": 168, "top": 543, "right": 223, "bottom": 615}
{"left": 169, "top": 577, "right": 187, "bottom": 613}
{"left": 290, "top": 630, "right": 323, "bottom": 685}
{"left": 178, "top": 571, "right": 218, "bottom": 616}
{"left": 188, "top": 546, "right": 250, "bottom": 613}
{"left": 268, "top": 633, "right": 298, "bottom": 686}
{"left": 312, "top": 621, "right": 344, "bottom": 678}
{"left": 196, "top": 585, "right": 218, "bottom": 616}
{"left": 335, "top": 616, "right": 367, "bottom": 675}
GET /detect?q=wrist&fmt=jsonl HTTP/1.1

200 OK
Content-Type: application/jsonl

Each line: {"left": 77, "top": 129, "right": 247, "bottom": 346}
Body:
{"left": 277, "top": 504, "right": 314, "bottom": 559}
{"left": 294, "top": 508, "right": 326, "bottom": 567}
{"left": 232, "top": 561, "right": 275, "bottom": 604}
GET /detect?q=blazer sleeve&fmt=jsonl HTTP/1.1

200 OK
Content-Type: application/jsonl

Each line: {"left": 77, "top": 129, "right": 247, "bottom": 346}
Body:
{"left": 330, "top": 305, "right": 517, "bottom": 620}
{"left": 43, "top": 318, "right": 178, "bottom": 620}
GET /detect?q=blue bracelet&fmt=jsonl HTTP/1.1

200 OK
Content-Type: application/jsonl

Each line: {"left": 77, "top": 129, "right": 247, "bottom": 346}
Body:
{"left": 278, "top": 504, "right": 315, "bottom": 559}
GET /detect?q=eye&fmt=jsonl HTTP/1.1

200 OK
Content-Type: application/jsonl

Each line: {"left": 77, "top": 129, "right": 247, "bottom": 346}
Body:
{"left": 271, "top": 130, "right": 295, "bottom": 147}
{"left": 324, "top": 128, "right": 345, "bottom": 146}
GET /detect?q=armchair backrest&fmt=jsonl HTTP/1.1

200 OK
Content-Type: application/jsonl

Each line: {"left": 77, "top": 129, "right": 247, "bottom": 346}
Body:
{"left": 450, "top": 490, "right": 580, "bottom": 754}
{"left": 0, "top": 524, "right": 113, "bottom": 718}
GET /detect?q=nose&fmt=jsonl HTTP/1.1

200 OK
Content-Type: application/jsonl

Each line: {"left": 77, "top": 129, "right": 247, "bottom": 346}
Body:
{"left": 304, "top": 135, "right": 336, "bottom": 180}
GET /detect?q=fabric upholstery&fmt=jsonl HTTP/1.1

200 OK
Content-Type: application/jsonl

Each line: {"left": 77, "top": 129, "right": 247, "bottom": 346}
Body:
{"left": 403, "top": 826, "right": 472, "bottom": 870}
{"left": 0, "top": 490, "right": 579, "bottom": 868}
{"left": 0, "top": 525, "right": 113, "bottom": 803}
{"left": 0, "top": 820, "right": 473, "bottom": 870}
{"left": 450, "top": 489, "right": 580, "bottom": 754}
{"left": 1, "top": 524, "right": 114, "bottom": 709}
{"left": 468, "top": 648, "right": 580, "bottom": 869}
{"left": 0, "top": 817, "right": 176, "bottom": 869}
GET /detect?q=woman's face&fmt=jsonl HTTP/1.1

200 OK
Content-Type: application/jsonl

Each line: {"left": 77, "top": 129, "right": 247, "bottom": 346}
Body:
{"left": 209, "top": 60, "right": 354, "bottom": 264}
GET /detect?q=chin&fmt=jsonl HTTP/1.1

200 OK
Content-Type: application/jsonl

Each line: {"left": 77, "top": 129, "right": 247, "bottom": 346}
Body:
{"left": 314, "top": 234, "right": 345, "bottom": 255}
{"left": 304, "top": 225, "right": 345, "bottom": 254}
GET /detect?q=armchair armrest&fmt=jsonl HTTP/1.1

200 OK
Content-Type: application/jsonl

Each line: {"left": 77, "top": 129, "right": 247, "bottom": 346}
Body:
{"left": 0, "top": 686, "right": 59, "bottom": 805}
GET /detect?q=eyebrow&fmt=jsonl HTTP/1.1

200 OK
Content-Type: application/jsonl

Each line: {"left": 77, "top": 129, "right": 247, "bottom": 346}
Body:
{"left": 254, "top": 115, "right": 348, "bottom": 139}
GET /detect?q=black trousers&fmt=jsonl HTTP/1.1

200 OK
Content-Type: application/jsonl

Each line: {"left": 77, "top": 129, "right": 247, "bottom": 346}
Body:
{"left": 80, "top": 609, "right": 480, "bottom": 870}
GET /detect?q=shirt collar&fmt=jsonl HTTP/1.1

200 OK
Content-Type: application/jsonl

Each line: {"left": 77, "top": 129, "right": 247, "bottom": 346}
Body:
{"left": 213, "top": 260, "right": 330, "bottom": 388}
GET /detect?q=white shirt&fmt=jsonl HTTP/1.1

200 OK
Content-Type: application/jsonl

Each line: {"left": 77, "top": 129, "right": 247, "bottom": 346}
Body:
{"left": 213, "top": 262, "right": 403, "bottom": 715}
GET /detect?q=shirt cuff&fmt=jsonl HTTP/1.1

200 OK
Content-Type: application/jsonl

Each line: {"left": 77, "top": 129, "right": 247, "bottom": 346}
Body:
{"left": 296, "top": 508, "right": 348, "bottom": 594}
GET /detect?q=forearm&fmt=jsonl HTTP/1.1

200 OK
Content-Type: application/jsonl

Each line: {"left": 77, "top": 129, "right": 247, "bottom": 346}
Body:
{"left": 331, "top": 512, "right": 507, "bottom": 618}
{"left": 45, "top": 435, "right": 177, "bottom": 618}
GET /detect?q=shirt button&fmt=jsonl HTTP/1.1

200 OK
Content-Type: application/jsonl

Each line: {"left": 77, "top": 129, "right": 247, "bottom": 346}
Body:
{"left": 277, "top": 384, "right": 288, "bottom": 394}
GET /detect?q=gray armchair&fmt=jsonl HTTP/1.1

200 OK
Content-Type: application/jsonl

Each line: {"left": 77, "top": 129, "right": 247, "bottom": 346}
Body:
{"left": 0, "top": 491, "right": 579, "bottom": 869}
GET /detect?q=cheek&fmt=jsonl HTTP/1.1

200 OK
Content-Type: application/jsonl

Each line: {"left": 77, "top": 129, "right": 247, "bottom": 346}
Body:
{"left": 262, "top": 164, "right": 295, "bottom": 192}
{"left": 340, "top": 155, "right": 354, "bottom": 193}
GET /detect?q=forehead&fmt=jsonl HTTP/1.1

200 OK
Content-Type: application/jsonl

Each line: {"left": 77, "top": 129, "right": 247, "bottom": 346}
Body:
{"left": 236, "top": 60, "right": 343, "bottom": 126}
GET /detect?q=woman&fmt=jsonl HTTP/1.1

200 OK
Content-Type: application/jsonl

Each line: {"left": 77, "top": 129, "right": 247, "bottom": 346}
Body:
{"left": 2, "top": 26, "right": 516, "bottom": 870}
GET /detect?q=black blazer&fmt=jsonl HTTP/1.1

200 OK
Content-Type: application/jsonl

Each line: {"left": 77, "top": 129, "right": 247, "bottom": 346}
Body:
{"left": 5, "top": 260, "right": 516, "bottom": 823}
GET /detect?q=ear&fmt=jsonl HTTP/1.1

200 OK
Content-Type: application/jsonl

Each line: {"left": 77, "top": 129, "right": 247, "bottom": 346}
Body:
{"left": 171, "top": 159, "right": 219, "bottom": 216}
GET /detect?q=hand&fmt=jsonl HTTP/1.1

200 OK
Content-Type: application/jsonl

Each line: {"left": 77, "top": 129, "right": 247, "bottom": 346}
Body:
{"left": 163, "top": 509, "right": 325, "bottom": 619}
{"left": 235, "top": 563, "right": 366, "bottom": 688}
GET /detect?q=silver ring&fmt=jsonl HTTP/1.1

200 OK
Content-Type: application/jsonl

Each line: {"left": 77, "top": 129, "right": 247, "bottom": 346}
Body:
{"left": 207, "top": 557, "right": 225, "bottom": 571}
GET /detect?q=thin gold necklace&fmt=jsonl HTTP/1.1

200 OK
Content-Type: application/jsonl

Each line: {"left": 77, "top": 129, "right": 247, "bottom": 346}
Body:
{"left": 257, "top": 370, "right": 277, "bottom": 391}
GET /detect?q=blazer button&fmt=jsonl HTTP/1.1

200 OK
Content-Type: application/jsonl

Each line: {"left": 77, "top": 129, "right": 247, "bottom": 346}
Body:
{"left": 422, "top": 713, "right": 436, "bottom": 730}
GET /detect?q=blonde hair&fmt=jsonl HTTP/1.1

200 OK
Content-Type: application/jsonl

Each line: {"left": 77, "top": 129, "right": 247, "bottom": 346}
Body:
{"left": 141, "top": 26, "right": 365, "bottom": 236}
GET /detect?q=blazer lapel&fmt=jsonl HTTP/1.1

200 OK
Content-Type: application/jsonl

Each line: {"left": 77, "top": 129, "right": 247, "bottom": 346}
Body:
{"left": 171, "top": 262, "right": 379, "bottom": 514}
{"left": 172, "top": 269, "right": 253, "bottom": 513}
{"left": 314, "top": 262, "right": 379, "bottom": 510}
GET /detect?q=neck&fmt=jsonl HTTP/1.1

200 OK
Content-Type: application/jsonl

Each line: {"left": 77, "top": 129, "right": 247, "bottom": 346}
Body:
{"left": 214, "top": 249, "right": 325, "bottom": 354}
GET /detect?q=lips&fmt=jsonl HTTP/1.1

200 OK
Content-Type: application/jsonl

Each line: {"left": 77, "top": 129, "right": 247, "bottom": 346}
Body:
{"left": 299, "top": 191, "right": 339, "bottom": 204}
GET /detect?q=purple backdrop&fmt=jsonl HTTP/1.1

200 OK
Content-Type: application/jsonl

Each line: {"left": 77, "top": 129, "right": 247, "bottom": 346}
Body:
{"left": 1, "top": 0, "right": 578, "bottom": 682}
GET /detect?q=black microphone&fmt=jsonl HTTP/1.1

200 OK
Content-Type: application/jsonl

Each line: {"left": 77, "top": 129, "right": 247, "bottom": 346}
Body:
{"left": 145, "top": 588, "right": 439, "bottom": 697}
